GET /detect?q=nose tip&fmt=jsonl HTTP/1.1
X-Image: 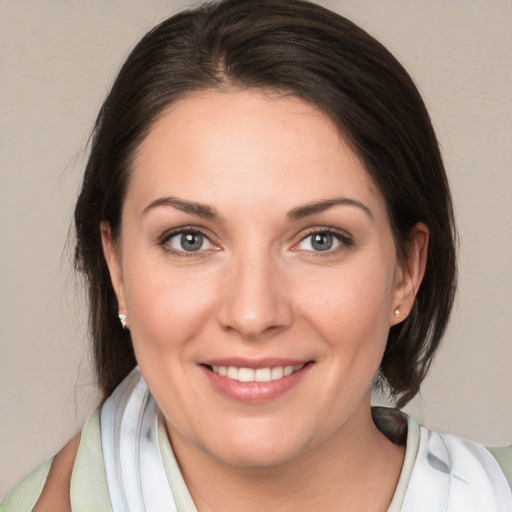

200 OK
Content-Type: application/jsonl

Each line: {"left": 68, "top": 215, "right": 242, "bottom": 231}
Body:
{"left": 216, "top": 259, "right": 293, "bottom": 340}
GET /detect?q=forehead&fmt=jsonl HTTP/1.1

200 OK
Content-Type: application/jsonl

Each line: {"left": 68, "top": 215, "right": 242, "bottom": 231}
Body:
{"left": 128, "top": 89, "right": 385, "bottom": 217}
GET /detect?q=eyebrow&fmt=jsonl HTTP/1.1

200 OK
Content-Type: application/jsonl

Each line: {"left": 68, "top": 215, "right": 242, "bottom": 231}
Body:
{"left": 287, "top": 198, "right": 374, "bottom": 221}
{"left": 142, "top": 196, "right": 373, "bottom": 222}
{"left": 142, "top": 196, "right": 221, "bottom": 220}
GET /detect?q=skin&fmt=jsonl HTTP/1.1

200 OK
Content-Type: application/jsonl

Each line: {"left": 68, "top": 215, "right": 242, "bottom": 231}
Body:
{"left": 102, "top": 90, "right": 428, "bottom": 511}
{"left": 34, "top": 433, "right": 80, "bottom": 511}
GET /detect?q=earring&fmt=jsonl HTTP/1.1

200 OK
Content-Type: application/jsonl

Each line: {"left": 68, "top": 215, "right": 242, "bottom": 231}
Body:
{"left": 119, "top": 313, "right": 127, "bottom": 329}
{"left": 394, "top": 306, "right": 401, "bottom": 316}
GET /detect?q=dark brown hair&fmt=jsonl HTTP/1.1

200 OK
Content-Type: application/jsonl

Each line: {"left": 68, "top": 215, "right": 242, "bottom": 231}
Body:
{"left": 75, "top": 0, "right": 456, "bottom": 407}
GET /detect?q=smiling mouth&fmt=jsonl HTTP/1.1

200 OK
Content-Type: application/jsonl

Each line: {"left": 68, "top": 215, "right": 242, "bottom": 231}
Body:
{"left": 204, "top": 363, "right": 309, "bottom": 383}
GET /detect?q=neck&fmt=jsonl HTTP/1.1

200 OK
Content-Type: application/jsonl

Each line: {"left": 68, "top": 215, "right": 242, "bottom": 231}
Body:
{"left": 167, "top": 403, "right": 405, "bottom": 512}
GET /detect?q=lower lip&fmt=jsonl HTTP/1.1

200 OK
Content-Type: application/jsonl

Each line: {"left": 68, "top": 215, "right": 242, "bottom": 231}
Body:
{"left": 200, "top": 364, "right": 313, "bottom": 404}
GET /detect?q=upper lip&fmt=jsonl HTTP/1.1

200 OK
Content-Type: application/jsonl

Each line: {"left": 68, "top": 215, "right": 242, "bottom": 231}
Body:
{"left": 200, "top": 358, "right": 312, "bottom": 369}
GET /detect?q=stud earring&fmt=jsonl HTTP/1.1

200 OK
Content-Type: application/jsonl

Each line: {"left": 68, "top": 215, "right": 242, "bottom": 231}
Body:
{"left": 119, "top": 313, "right": 127, "bottom": 329}
{"left": 394, "top": 306, "right": 401, "bottom": 316}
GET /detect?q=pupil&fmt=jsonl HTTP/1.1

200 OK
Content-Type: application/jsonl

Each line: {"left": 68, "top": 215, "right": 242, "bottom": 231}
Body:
{"left": 312, "top": 233, "right": 333, "bottom": 251}
{"left": 181, "top": 232, "right": 202, "bottom": 251}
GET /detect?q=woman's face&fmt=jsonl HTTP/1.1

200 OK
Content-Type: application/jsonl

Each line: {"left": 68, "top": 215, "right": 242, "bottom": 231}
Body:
{"left": 103, "top": 90, "right": 424, "bottom": 468}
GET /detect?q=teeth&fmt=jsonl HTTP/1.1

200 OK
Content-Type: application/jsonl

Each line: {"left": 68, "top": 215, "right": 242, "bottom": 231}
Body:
{"left": 210, "top": 364, "right": 305, "bottom": 382}
{"left": 255, "top": 368, "right": 272, "bottom": 382}
{"left": 227, "top": 366, "right": 238, "bottom": 379}
{"left": 238, "top": 367, "right": 255, "bottom": 382}
{"left": 271, "top": 367, "right": 284, "bottom": 380}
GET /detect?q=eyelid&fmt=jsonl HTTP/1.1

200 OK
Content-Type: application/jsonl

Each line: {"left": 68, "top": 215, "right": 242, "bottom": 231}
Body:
{"left": 291, "top": 226, "right": 353, "bottom": 253}
{"left": 157, "top": 226, "right": 220, "bottom": 256}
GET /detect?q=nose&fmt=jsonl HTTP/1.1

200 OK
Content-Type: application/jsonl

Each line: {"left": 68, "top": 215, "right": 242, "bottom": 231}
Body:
{"left": 216, "top": 252, "right": 293, "bottom": 340}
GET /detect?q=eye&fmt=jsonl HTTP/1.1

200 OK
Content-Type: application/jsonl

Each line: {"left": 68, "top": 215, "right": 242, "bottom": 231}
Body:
{"left": 164, "top": 229, "right": 214, "bottom": 253}
{"left": 295, "top": 229, "right": 351, "bottom": 253}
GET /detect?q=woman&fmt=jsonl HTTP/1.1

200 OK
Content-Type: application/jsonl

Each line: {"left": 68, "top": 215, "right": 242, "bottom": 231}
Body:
{"left": 2, "top": 0, "right": 510, "bottom": 510}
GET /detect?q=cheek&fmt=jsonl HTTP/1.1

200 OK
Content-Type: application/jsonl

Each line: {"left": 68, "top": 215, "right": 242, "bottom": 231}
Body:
{"left": 122, "top": 257, "right": 218, "bottom": 351}
{"left": 297, "top": 261, "right": 395, "bottom": 337}
{"left": 293, "top": 259, "right": 396, "bottom": 392}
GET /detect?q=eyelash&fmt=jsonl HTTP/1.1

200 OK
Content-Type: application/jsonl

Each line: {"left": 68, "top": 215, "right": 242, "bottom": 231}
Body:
{"left": 157, "top": 227, "right": 215, "bottom": 258}
{"left": 157, "top": 226, "right": 353, "bottom": 258}
{"left": 294, "top": 228, "right": 353, "bottom": 255}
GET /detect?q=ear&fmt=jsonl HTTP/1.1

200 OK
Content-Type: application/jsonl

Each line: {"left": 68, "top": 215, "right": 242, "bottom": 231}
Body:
{"left": 100, "top": 221, "right": 127, "bottom": 320}
{"left": 390, "top": 223, "right": 429, "bottom": 326}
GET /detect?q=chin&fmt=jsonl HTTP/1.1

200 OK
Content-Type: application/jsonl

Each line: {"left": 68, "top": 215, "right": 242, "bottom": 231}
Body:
{"left": 210, "top": 441, "right": 303, "bottom": 469}
{"left": 196, "top": 420, "right": 315, "bottom": 469}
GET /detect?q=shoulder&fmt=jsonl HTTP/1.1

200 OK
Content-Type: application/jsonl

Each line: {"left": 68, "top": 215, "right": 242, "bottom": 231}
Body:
{"left": 0, "top": 459, "right": 53, "bottom": 512}
{"left": 387, "top": 410, "right": 512, "bottom": 511}
{"left": 0, "top": 410, "right": 109, "bottom": 512}
{"left": 487, "top": 444, "right": 512, "bottom": 489}
{"left": 425, "top": 428, "right": 512, "bottom": 491}
{"left": 406, "top": 424, "right": 512, "bottom": 510}
{"left": 0, "top": 434, "right": 79, "bottom": 512}
{"left": 33, "top": 433, "right": 81, "bottom": 511}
